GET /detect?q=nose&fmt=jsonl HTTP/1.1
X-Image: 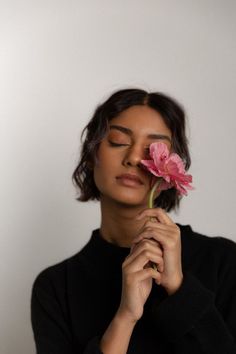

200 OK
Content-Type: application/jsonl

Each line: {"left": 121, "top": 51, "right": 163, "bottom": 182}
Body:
{"left": 122, "top": 144, "right": 146, "bottom": 168}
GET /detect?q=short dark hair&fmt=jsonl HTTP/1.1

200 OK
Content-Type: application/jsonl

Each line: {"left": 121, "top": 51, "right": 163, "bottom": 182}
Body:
{"left": 72, "top": 88, "right": 191, "bottom": 211}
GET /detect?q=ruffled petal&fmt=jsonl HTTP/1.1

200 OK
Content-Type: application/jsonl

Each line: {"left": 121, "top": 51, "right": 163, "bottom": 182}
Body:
{"left": 140, "top": 142, "right": 193, "bottom": 197}
{"left": 150, "top": 142, "right": 169, "bottom": 167}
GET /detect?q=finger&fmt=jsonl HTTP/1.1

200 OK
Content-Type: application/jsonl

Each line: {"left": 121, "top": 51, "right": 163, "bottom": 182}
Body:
{"left": 125, "top": 243, "right": 164, "bottom": 269}
{"left": 145, "top": 260, "right": 163, "bottom": 273}
{"left": 134, "top": 227, "right": 182, "bottom": 254}
{"left": 136, "top": 222, "right": 177, "bottom": 240}
{"left": 132, "top": 267, "right": 161, "bottom": 285}
{"left": 129, "top": 241, "right": 163, "bottom": 271}
{"left": 130, "top": 238, "right": 162, "bottom": 254}
{"left": 133, "top": 223, "right": 180, "bottom": 247}
{"left": 133, "top": 230, "right": 181, "bottom": 251}
{"left": 136, "top": 208, "right": 173, "bottom": 225}
{"left": 132, "top": 229, "right": 167, "bottom": 248}
{"left": 124, "top": 250, "right": 164, "bottom": 273}
{"left": 155, "top": 208, "right": 174, "bottom": 225}
{"left": 129, "top": 239, "right": 163, "bottom": 259}
{"left": 143, "top": 221, "right": 175, "bottom": 232}
{"left": 134, "top": 222, "right": 171, "bottom": 246}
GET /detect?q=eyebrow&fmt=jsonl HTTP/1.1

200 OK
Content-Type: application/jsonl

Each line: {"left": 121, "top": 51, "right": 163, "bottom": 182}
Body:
{"left": 109, "top": 124, "right": 171, "bottom": 143}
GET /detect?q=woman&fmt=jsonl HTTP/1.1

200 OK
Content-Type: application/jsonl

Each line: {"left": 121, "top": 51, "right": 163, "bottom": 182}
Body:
{"left": 31, "top": 89, "right": 236, "bottom": 354}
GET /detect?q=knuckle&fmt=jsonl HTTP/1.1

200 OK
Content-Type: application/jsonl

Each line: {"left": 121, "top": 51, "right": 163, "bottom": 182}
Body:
{"left": 144, "top": 226, "right": 153, "bottom": 233}
{"left": 156, "top": 207, "right": 163, "bottom": 215}
{"left": 172, "top": 224, "right": 180, "bottom": 234}
{"left": 137, "top": 240, "right": 149, "bottom": 251}
{"left": 146, "top": 221, "right": 153, "bottom": 228}
{"left": 122, "top": 262, "right": 126, "bottom": 269}
{"left": 122, "top": 260, "right": 131, "bottom": 271}
{"left": 142, "top": 240, "right": 151, "bottom": 248}
{"left": 143, "top": 250, "right": 151, "bottom": 258}
{"left": 168, "top": 239, "right": 177, "bottom": 250}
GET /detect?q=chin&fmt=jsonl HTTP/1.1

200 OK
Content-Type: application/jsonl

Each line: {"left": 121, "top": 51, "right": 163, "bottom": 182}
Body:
{"left": 109, "top": 194, "right": 148, "bottom": 208}
{"left": 99, "top": 186, "right": 149, "bottom": 207}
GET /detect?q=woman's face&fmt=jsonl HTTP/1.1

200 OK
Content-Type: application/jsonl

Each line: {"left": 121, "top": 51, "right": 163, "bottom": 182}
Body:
{"left": 93, "top": 105, "right": 172, "bottom": 207}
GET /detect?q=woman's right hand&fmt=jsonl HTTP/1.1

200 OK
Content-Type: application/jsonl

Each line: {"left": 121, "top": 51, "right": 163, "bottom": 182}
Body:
{"left": 117, "top": 238, "right": 163, "bottom": 323}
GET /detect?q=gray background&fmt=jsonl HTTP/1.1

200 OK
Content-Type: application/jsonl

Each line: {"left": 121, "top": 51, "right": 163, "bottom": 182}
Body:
{"left": 1, "top": 1, "right": 236, "bottom": 353}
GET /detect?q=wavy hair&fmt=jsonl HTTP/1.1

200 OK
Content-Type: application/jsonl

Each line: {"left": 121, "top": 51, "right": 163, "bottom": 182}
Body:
{"left": 72, "top": 88, "right": 191, "bottom": 211}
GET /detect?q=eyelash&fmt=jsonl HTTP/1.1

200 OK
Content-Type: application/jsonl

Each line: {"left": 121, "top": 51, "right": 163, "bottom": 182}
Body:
{"left": 108, "top": 141, "right": 150, "bottom": 154}
{"left": 109, "top": 141, "right": 128, "bottom": 147}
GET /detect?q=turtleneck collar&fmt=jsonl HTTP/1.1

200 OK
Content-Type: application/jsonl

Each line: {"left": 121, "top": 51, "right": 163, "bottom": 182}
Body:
{"left": 91, "top": 228, "right": 130, "bottom": 257}
{"left": 81, "top": 224, "right": 196, "bottom": 273}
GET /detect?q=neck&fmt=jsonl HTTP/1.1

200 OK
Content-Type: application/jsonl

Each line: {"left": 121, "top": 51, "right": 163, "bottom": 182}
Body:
{"left": 100, "top": 197, "right": 146, "bottom": 247}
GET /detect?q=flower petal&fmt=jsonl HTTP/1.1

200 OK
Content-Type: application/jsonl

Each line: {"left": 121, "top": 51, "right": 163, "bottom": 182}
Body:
{"left": 140, "top": 141, "right": 193, "bottom": 198}
{"left": 150, "top": 142, "right": 169, "bottom": 167}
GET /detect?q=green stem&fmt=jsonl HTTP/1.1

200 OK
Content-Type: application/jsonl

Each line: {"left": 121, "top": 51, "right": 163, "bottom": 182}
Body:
{"left": 148, "top": 178, "right": 161, "bottom": 272}
{"left": 148, "top": 179, "right": 161, "bottom": 209}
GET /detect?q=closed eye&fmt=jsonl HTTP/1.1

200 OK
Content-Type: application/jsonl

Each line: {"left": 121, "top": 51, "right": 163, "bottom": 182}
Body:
{"left": 108, "top": 141, "right": 129, "bottom": 147}
{"left": 109, "top": 141, "right": 150, "bottom": 155}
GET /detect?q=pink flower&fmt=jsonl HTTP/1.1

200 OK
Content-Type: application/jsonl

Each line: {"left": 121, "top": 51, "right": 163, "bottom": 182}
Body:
{"left": 141, "top": 142, "right": 193, "bottom": 196}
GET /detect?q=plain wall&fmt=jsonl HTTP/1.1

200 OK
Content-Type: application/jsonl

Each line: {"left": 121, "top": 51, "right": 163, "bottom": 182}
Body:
{"left": 1, "top": 1, "right": 236, "bottom": 353}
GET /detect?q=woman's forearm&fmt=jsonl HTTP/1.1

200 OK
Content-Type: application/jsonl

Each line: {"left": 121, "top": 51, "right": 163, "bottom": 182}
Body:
{"left": 100, "top": 311, "right": 137, "bottom": 354}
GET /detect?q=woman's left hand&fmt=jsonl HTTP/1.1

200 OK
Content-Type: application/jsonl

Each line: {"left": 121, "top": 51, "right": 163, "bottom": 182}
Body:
{"left": 133, "top": 208, "right": 183, "bottom": 296}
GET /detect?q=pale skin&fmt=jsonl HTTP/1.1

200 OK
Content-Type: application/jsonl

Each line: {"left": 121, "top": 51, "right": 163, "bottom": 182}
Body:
{"left": 92, "top": 105, "right": 183, "bottom": 354}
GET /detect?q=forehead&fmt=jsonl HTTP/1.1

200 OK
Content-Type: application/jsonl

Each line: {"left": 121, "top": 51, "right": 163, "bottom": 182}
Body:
{"left": 108, "top": 105, "right": 171, "bottom": 138}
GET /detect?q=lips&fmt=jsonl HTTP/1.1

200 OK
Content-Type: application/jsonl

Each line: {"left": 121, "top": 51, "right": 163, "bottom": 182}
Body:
{"left": 116, "top": 173, "right": 144, "bottom": 185}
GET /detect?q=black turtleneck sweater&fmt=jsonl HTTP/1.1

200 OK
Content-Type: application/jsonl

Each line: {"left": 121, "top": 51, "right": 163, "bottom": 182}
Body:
{"left": 31, "top": 225, "right": 236, "bottom": 353}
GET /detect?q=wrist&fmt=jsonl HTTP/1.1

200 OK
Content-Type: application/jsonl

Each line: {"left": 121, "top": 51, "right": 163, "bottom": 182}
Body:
{"left": 165, "top": 274, "right": 183, "bottom": 296}
{"left": 116, "top": 308, "right": 139, "bottom": 327}
{"left": 100, "top": 310, "right": 136, "bottom": 354}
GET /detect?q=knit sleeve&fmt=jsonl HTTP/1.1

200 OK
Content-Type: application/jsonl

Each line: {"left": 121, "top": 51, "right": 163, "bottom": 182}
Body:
{"left": 150, "top": 271, "right": 236, "bottom": 353}
{"left": 31, "top": 270, "right": 103, "bottom": 354}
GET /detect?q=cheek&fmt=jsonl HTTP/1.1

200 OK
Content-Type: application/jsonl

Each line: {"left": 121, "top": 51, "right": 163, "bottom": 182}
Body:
{"left": 95, "top": 143, "right": 117, "bottom": 170}
{"left": 93, "top": 155, "right": 113, "bottom": 191}
{"left": 93, "top": 165, "right": 104, "bottom": 193}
